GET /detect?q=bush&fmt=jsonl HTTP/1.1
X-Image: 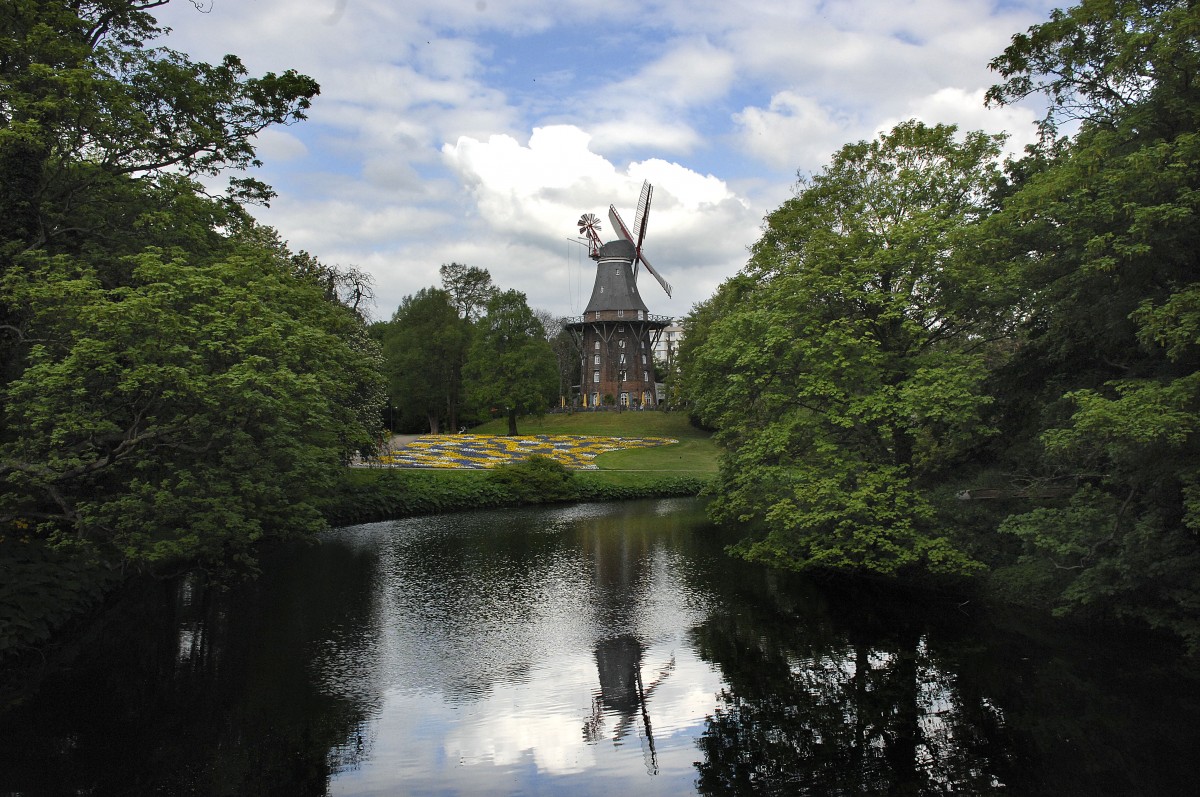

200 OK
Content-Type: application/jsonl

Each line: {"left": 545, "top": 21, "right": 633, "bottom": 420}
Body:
{"left": 487, "top": 455, "right": 576, "bottom": 503}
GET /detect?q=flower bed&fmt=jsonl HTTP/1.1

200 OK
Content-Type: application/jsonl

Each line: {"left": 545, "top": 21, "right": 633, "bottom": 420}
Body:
{"left": 374, "top": 434, "right": 676, "bottom": 470}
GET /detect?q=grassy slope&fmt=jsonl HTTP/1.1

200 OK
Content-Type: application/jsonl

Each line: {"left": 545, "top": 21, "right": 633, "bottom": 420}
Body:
{"left": 468, "top": 411, "right": 720, "bottom": 477}
{"left": 322, "top": 412, "right": 720, "bottom": 526}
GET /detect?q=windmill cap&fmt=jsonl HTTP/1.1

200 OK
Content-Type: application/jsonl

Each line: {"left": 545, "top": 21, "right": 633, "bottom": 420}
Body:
{"left": 598, "top": 239, "right": 636, "bottom": 259}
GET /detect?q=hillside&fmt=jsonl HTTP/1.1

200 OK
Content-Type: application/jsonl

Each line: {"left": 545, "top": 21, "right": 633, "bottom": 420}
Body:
{"left": 468, "top": 411, "right": 719, "bottom": 475}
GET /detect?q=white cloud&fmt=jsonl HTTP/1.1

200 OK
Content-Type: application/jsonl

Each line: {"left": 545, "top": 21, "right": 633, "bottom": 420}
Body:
{"left": 251, "top": 128, "right": 309, "bottom": 162}
{"left": 441, "top": 125, "right": 759, "bottom": 315}
{"left": 732, "top": 91, "right": 853, "bottom": 171}
{"left": 149, "top": 0, "right": 1063, "bottom": 321}
{"left": 878, "top": 86, "right": 1043, "bottom": 159}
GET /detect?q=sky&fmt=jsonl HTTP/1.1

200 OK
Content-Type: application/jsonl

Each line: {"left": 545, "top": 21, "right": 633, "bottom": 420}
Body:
{"left": 152, "top": 0, "right": 1061, "bottom": 322}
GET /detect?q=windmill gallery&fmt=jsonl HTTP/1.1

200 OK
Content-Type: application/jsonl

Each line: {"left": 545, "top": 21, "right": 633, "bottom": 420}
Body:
{"left": 567, "top": 182, "right": 673, "bottom": 409}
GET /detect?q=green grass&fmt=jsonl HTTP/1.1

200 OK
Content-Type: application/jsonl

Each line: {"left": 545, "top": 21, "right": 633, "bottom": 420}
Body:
{"left": 320, "top": 412, "right": 721, "bottom": 526}
{"left": 469, "top": 411, "right": 719, "bottom": 475}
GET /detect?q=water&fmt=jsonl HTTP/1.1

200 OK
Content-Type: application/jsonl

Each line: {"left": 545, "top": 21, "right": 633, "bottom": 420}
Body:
{"left": 1, "top": 498, "right": 1197, "bottom": 795}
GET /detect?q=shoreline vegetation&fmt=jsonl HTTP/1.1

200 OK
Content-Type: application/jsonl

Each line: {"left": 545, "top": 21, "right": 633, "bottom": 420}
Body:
{"left": 321, "top": 411, "right": 719, "bottom": 526}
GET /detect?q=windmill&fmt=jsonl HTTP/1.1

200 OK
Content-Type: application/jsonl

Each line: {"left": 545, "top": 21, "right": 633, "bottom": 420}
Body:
{"left": 567, "top": 181, "right": 674, "bottom": 410}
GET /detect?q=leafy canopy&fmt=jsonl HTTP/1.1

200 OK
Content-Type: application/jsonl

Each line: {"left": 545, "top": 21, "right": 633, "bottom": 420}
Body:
{"left": 683, "top": 121, "right": 1005, "bottom": 578}
{"left": 464, "top": 290, "right": 558, "bottom": 436}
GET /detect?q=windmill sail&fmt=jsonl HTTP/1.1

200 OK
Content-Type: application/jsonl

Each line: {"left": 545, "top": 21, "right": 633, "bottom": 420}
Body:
{"left": 632, "top": 181, "right": 653, "bottom": 277}
{"left": 609, "top": 196, "right": 671, "bottom": 299}
{"left": 608, "top": 204, "right": 634, "bottom": 243}
{"left": 638, "top": 251, "right": 672, "bottom": 298}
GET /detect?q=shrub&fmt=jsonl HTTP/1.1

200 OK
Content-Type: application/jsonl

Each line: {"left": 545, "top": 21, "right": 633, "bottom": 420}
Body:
{"left": 486, "top": 455, "right": 576, "bottom": 503}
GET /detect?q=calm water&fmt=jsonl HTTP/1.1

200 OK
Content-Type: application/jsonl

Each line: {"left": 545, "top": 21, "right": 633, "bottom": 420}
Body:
{"left": 2, "top": 497, "right": 1198, "bottom": 795}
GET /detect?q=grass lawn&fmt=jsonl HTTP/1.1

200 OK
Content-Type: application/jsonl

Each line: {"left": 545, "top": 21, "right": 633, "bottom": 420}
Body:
{"left": 468, "top": 411, "right": 719, "bottom": 475}
{"left": 330, "top": 412, "right": 718, "bottom": 525}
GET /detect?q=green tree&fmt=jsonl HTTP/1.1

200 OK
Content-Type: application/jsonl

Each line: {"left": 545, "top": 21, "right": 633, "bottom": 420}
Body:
{"left": 683, "top": 121, "right": 1005, "bottom": 578}
{"left": 0, "top": 1, "right": 383, "bottom": 580}
{"left": 0, "top": 244, "right": 383, "bottom": 569}
{"left": 381, "top": 288, "right": 469, "bottom": 434}
{"left": 0, "top": 0, "right": 317, "bottom": 252}
{"left": 439, "top": 262, "right": 498, "bottom": 322}
{"left": 983, "top": 0, "right": 1200, "bottom": 647}
{"left": 464, "top": 290, "right": 558, "bottom": 435}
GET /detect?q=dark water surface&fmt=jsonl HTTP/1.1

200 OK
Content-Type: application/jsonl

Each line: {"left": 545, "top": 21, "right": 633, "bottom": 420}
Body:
{"left": 2, "top": 498, "right": 1198, "bottom": 795}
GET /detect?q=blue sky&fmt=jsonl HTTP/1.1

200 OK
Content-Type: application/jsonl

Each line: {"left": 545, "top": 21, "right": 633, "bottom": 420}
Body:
{"left": 154, "top": 0, "right": 1061, "bottom": 321}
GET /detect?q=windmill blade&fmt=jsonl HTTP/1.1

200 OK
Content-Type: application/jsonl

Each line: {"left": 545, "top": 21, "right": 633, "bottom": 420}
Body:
{"left": 637, "top": 250, "right": 672, "bottom": 299}
{"left": 633, "top": 182, "right": 652, "bottom": 252}
{"left": 632, "top": 183, "right": 653, "bottom": 278}
{"left": 608, "top": 204, "right": 635, "bottom": 243}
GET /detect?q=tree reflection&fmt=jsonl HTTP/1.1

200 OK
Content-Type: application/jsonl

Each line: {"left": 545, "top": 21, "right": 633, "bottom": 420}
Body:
{"left": 691, "top": 580, "right": 1016, "bottom": 796}
{"left": 0, "top": 542, "right": 379, "bottom": 795}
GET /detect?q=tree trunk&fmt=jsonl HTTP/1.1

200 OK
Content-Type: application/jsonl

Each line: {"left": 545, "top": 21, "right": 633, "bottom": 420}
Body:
{"left": 426, "top": 413, "right": 440, "bottom": 434}
{"left": 507, "top": 408, "right": 518, "bottom": 436}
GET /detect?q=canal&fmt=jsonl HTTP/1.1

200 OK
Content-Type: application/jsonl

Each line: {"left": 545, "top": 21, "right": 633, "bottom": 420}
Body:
{"left": 1, "top": 497, "right": 1197, "bottom": 795}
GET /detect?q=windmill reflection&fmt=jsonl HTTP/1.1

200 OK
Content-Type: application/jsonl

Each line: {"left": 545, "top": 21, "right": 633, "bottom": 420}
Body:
{"left": 584, "top": 634, "right": 675, "bottom": 775}
{"left": 578, "top": 509, "right": 680, "bottom": 773}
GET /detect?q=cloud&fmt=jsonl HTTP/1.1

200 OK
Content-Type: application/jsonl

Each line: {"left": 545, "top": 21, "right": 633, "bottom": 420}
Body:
{"left": 441, "top": 125, "right": 759, "bottom": 313}
{"left": 732, "top": 92, "right": 854, "bottom": 171}
{"left": 879, "top": 86, "right": 1043, "bottom": 158}
{"left": 150, "top": 0, "right": 1063, "bottom": 321}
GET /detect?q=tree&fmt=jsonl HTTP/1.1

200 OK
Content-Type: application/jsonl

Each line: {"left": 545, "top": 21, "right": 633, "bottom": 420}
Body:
{"left": 682, "top": 121, "right": 1005, "bottom": 577}
{"left": 1, "top": 0, "right": 320, "bottom": 386}
{"left": 0, "top": 0, "right": 318, "bottom": 253}
{"left": 535, "top": 308, "right": 580, "bottom": 409}
{"left": 0, "top": 1, "right": 384, "bottom": 578}
{"left": 982, "top": 0, "right": 1200, "bottom": 648}
{"left": 0, "top": 244, "right": 383, "bottom": 569}
{"left": 381, "top": 288, "right": 468, "bottom": 434}
{"left": 463, "top": 290, "right": 558, "bottom": 435}
{"left": 439, "top": 262, "right": 498, "bottom": 322}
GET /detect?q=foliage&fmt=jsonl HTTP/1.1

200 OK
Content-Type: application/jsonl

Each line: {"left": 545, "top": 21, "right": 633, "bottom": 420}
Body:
{"left": 682, "top": 121, "right": 1004, "bottom": 578}
{"left": 380, "top": 288, "right": 469, "bottom": 433}
{"left": 486, "top": 455, "right": 575, "bottom": 503}
{"left": 0, "top": 246, "right": 383, "bottom": 568}
{"left": 320, "top": 466, "right": 706, "bottom": 527}
{"left": 0, "top": 0, "right": 318, "bottom": 256}
{"left": 0, "top": 0, "right": 384, "bottom": 586}
{"left": 439, "top": 262, "right": 498, "bottom": 322}
{"left": 463, "top": 290, "right": 559, "bottom": 435}
{"left": 982, "top": 0, "right": 1200, "bottom": 649}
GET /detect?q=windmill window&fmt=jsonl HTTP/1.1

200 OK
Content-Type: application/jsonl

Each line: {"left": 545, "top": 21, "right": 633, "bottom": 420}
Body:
{"left": 617, "top": 325, "right": 624, "bottom": 331}
{"left": 644, "top": 370, "right": 650, "bottom": 382}
{"left": 615, "top": 268, "right": 621, "bottom": 276}
{"left": 594, "top": 354, "right": 600, "bottom": 365}
{"left": 642, "top": 354, "right": 647, "bottom": 365}
{"left": 594, "top": 341, "right": 600, "bottom": 350}
{"left": 618, "top": 339, "right": 626, "bottom": 348}
{"left": 637, "top": 310, "right": 643, "bottom": 320}
{"left": 593, "top": 370, "right": 600, "bottom": 383}
{"left": 617, "top": 309, "right": 624, "bottom": 318}
{"left": 619, "top": 353, "right": 627, "bottom": 365}
{"left": 619, "top": 370, "right": 627, "bottom": 381}
{"left": 619, "top": 392, "right": 629, "bottom": 407}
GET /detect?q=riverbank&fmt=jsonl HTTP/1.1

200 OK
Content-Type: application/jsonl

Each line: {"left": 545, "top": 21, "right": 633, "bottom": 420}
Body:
{"left": 320, "top": 467, "right": 711, "bottom": 526}
{"left": 321, "top": 412, "right": 718, "bottom": 525}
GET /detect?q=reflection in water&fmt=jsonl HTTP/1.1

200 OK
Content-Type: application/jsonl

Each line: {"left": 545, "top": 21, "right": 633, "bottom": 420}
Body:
{"left": 1, "top": 497, "right": 1198, "bottom": 796}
